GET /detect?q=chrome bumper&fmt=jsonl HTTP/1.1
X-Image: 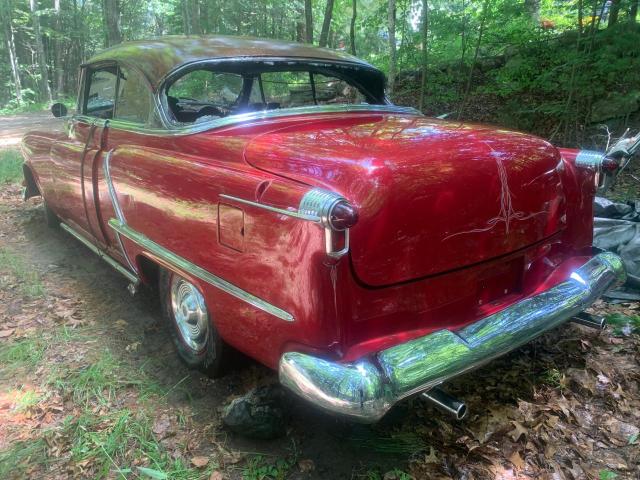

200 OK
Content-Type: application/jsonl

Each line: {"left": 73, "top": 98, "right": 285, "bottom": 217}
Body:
{"left": 279, "top": 252, "right": 626, "bottom": 422}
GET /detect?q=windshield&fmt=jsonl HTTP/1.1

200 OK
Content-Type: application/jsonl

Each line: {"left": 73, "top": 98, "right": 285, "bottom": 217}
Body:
{"left": 165, "top": 61, "right": 381, "bottom": 125}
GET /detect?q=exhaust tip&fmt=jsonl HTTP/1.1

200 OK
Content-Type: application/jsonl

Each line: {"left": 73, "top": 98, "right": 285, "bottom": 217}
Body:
{"left": 422, "top": 387, "right": 467, "bottom": 421}
{"left": 572, "top": 312, "right": 606, "bottom": 330}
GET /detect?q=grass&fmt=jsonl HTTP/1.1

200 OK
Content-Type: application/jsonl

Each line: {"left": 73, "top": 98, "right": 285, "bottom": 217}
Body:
{"left": 51, "top": 349, "right": 163, "bottom": 407}
{"left": 0, "top": 247, "right": 44, "bottom": 298}
{"left": 606, "top": 313, "right": 640, "bottom": 336}
{"left": 0, "top": 438, "right": 49, "bottom": 478}
{"left": 61, "top": 408, "right": 209, "bottom": 480}
{"left": 0, "top": 149, "right": 23, "bottom": 184}
{"left": 242, "top": 455, "right": 295, "bottom": 480}
{"left": 0, "top": 337, "right": 46, "bottom": 370}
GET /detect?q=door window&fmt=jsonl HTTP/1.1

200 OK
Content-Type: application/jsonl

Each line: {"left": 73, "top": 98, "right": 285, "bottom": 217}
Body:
{"left": 84, "top": 67, "right": 118, "bottom": 119}
{"left": 115, "top": 66, "right": 152, "bottom": 124}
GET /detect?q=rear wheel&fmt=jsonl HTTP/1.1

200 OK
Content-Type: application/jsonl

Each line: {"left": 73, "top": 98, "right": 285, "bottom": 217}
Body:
{"left": 43, "top": 200, "right": 59, "bottom": 228}
{"left": 159, "top": 269, "right": 228, "bottom": 377}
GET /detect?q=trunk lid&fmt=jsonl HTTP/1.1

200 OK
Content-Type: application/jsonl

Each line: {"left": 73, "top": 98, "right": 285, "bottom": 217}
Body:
{"left": 244, "top": 113, "right": 566, "bottom": 286}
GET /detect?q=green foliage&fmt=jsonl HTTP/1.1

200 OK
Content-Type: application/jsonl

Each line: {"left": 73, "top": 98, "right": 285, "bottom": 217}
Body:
{"left": 60, "top": 409, "right": 209, "bottom": 480}
{"left": 242, "top": 455, "right": 295, "bottom": 480}
{"left": 0, "top": 438, "right": 49, "bottom": 478}
{"left": 0, "top": 246, "right": 44, "bottom": 298}
{"left": 0, "top": 337, "right": 46, "bottom": 369}
{"left": 606, "top": 313, "right": 640, "bottom": 336}
{"left": 0, "top": 149, "right": 23, "bottom": 184}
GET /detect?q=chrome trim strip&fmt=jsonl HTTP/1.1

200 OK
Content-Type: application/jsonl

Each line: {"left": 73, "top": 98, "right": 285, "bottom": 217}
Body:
{"left": 108, "top": 218, "right": 294, "bottom": 322}
{"left": 279, "top": 252, "right": 626, "bottom": 422}
{"left": 103, "top": 150, "right": 138, "bottom": 274}
{"left": 219, "top": 194, "right": 321, "bottom": 222}
{"left": 60, "top": 222, "right": 138, "bottom": 284}
{"left": 75, "top": 104, "right": 421, "bottom": 137}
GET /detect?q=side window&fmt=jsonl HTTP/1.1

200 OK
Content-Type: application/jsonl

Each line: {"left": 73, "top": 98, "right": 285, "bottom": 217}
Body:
{"left": 84, "top": 67, "right": 117, "bottom": 119}
{"left": 259, "top": 71, "right": 366, "bottom": 108}
{"left": 167, "top": 70, "right": 243, "bottom": 123}
{"left": 115, "top": 66, "right": 152, "bottom": 124}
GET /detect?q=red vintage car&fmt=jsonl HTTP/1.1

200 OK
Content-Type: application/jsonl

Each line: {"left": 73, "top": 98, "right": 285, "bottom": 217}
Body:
{"left": 21, "top": 36, "right": 629, "bottom": 422}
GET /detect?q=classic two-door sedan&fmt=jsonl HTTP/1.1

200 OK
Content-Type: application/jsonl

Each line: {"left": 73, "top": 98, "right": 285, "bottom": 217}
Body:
{"left": 21, "top": 36, "right": 632, "bottom": 422}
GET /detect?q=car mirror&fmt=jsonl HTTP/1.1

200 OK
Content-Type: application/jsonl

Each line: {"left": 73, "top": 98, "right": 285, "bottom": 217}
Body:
{"left": 51, "top": 103, "right": 68, "bottom": 118}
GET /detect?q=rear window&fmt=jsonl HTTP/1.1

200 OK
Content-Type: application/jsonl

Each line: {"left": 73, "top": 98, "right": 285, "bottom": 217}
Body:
{"left": 165, "top": 63, "right": 374, "bottom": 125}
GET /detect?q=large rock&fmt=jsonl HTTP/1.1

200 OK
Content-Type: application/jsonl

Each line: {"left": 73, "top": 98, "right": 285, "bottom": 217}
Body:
{"left": 222, "top": 385, "right": 290, "bottom": 440}
{"left": 591, "top": 91, "right": 640, "bottom": 123}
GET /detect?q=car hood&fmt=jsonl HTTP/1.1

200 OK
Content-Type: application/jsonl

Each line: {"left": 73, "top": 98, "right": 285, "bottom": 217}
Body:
{"left": 244, "top": 113, "right": 566, "bottom": 286}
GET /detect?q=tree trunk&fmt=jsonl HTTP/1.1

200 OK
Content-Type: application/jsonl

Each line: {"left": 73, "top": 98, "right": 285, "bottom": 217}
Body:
{"left": 1, "top": 2, "right": 23, "bottom": 105}
{"left": 524, "top": 0, "right": 540, "bottom": 22}
{"left": 608, "top": 0, "right": 621, "bottom": 27}
{"left": 631, "top": 1, "right": 639, "bottom": 23}
{"left": 349, "top": 0, "right": 357, "bottom": 55}
{"left": 458, "top": 0, "right": 490, "bottom": 119}
{"left": 30, "top": 0, "right": 53, "bottom": 103}
{"left": 319, "top": 0, "right": 335, "bottom": 47}
{"left": 387, "top": 0, "right": 397, "bottom": 95}
{"left": 54, "top": 0, "right": 64, "bottom": 98}
{"left": 102, "top": 0, "right": 122, "bottom": 46}
{"left": 419, "top": 0, "right": 429, "bottom": 111}
{"left": 305, "top": 0, "right": 313, "bottom": 43}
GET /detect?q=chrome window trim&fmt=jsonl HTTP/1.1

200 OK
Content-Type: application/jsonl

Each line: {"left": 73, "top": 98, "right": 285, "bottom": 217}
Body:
{"left": 72, "top": 104, "right": 422, "bottom": 137}
{"left": 103, "top": 149, "right": 138, "bottom": 275}
{"left": 108, "top": 218, "right": 295, "bottom": 322}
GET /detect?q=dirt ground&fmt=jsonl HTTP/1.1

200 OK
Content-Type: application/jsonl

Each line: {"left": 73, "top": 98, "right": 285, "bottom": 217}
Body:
{"left": 0, "top": 114, "right": 639, "bottom": 479}
{"left": 0, "top": 111, "right": 65, "bottom": 148}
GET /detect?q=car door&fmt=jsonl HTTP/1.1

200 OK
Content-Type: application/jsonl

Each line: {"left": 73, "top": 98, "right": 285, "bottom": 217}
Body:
{"left": 50, "top": 63, "right": 118, "bottom": 242}
{"left": 91, "top": 63, "right": 156, "bottom": 259}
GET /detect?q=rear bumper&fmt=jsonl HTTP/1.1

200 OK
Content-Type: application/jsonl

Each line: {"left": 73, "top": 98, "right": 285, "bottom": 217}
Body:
{"left": 279, "top": 252, "right": 626, "bottom": 422}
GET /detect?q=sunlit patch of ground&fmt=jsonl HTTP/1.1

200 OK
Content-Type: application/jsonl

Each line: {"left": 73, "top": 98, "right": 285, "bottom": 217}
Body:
{"left": 0, "top": 149, "right": 639, "bottom": 479}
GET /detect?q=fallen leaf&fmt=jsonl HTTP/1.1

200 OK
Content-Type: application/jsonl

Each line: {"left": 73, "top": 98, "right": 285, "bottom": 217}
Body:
{"left": 509, "top": 421, "right": 528, "bottom": 442}
{"left": 509, "top": 451, "right": 525, "bottom": 470}
{"left": 0, "top": 329, "right": 14, "bottom": 338}
{"left": 209, "top": 472, "right": 224, "bottom": 480}
{"left": 191, "top": 456, "right": 209, "bottom": 468}
{"left": 114, "top": 319, "right": 128, "bottom": 329}
{"left": 298, "top": 459, "right": 315, "bottom": 473}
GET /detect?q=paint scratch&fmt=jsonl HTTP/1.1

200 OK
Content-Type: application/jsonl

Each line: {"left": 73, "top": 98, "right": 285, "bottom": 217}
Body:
{"left": 443, "top": 158, "right": 546, "bottom": 241}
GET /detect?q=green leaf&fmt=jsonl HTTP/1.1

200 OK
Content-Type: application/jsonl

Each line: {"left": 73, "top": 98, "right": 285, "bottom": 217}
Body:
{"left": 137, "top": 466, "right": 168, "bottom": 479}
{"left": 599, "top": 470, "right": 618, "bottom": 480}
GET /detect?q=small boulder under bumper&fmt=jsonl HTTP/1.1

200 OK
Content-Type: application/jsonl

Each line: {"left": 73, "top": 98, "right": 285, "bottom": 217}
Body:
{"left": 278, "top": 252, "right": 626, "bottom": 422}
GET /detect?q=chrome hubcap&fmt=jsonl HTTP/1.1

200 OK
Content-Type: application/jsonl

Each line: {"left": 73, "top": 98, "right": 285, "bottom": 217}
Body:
{"left": 170, "top": 276, "right": 208, "bottom": 352}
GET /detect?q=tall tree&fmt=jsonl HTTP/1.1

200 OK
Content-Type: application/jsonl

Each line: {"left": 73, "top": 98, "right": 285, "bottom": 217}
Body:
{"left": 183, "top": 0, "right": 202, "bottom": 35}
{"left": 349, "top": 0, "right": 357, "bottom": 55}
{"left": 524, "top": 0, "right": 541, "bottom": 22}
{"left": 387, "top": 0, "right": 397, "bottom": 95}
{"left": 319, "top": 0, "right": 335, "bottom": 47}
{"left": 0, "top": 0, "right": 23, "bottom": 105}
{"left": 305, "top": 0, "right": 313, "bottom": 43}
{"left": 102, "top": 0, "right": 123, "bottom": 46}
{"left": 458, "top": 0, "right": 491, "bottom": 119}
{"left": 30, "top": 0, "right": 53, "bottom": 103}
{"left": 54, "top": 0, "right": 64, "bottom": 97}
{"left": 608, "top": 0, "right": 621, "bottom": 27}
{"left": 419, "top": 0, "right": 429, "bottom": 111}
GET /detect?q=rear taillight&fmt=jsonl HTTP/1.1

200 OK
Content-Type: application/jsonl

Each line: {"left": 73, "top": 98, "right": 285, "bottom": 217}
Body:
{"left": 601, "top": 157, "right": 620, "bottom": 172}
{"left": 299, "top": 189, "right": 359, "bottom": 231}
{"left": 328, "top": 201, "right": 359, "bottom": 231}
